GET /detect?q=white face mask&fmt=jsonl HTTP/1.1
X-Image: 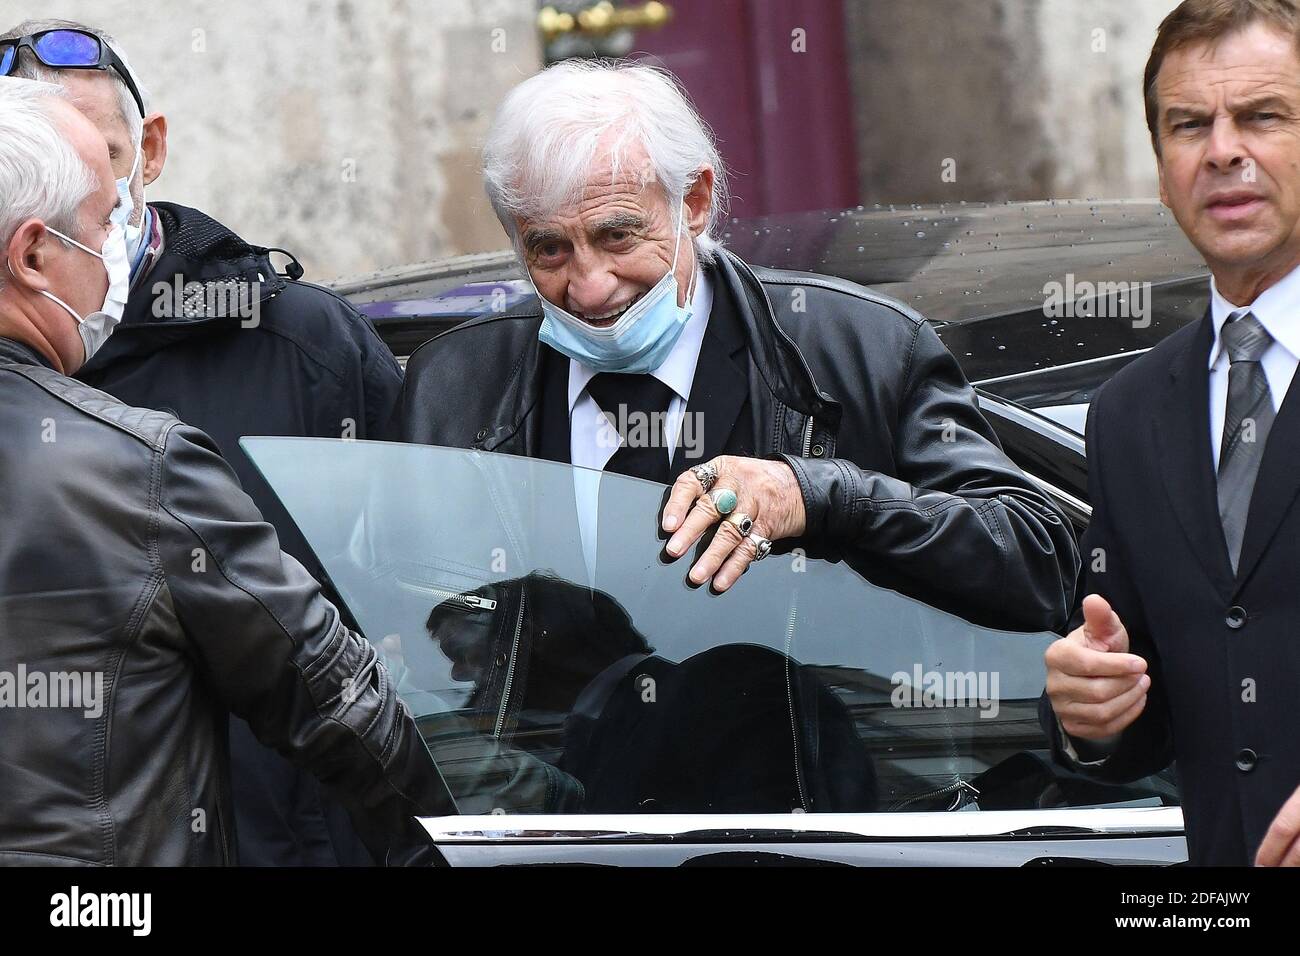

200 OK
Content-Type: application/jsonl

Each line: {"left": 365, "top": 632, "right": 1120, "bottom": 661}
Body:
{"left": 111, "top": 141, "right": 146, "bottom": 264}
{"left": 39, "top": 225, "right": 131, "bottom": 364}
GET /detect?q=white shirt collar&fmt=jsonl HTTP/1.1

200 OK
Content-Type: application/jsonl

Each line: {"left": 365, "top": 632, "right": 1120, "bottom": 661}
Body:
{"left": 1208, "top": 265, "right": 1300, "bottom": 369}
{"left": 567, "top": 268, "right": 714, "bottom": 411}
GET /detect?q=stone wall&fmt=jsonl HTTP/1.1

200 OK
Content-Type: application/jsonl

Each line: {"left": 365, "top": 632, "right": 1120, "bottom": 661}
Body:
{"left": 5, "top": 0, "right": 542, "bottom": 280}
{"left": 843, "top": 0, "right": 1172, "bottom": 204}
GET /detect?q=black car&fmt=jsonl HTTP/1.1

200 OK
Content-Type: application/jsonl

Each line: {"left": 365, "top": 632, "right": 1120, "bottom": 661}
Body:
{"left": 244, "top": 200, "right": 1204, "bottom": 865}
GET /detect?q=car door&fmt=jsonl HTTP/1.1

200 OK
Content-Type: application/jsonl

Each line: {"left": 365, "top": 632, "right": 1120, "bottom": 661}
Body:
{"left": 242, "top": 437, "right": 1185, "bottom": 866}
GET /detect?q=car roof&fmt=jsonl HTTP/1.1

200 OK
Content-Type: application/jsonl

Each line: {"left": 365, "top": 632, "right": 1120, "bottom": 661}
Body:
{"left": 332, "top": 198, "right": 1211, "bottom": 395}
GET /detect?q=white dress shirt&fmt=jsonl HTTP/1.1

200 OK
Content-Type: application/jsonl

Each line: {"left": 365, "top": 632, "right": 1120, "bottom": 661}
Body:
{"left": 567, "top": 270, "right": 714, "bottom": 470}
{"left": 565, "top": 270, "right": 714, "bottom": 579}
{"left": 1207, "top": 269, "right": 1300, "bottom": 469}
{"left": 1062, "top": 264, "right": 1300, "bottom": 767}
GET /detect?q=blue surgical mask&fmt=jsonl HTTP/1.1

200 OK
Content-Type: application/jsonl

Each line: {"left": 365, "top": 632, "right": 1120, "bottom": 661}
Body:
{"left": 532, "top": 210, "right": 695, "bottom": 374}
{"left": 111, "top": 140, "right": 146, "bottom": 265}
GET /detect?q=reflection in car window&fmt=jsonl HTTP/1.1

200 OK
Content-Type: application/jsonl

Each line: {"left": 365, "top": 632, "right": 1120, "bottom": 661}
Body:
{"left": 243, "top": 438, "right": 1177, "bottom": 815}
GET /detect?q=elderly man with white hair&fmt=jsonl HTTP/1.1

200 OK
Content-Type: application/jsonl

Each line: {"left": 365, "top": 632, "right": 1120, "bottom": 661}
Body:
{"left": 396, "top": 60, "right": 1078, "bottom": 632}
{"left": 0, "top": 79, "right": 449, "bottom": 866}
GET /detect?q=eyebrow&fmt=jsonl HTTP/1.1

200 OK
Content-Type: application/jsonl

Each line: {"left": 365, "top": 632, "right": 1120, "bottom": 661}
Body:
{"left": 1165, "top": 95, "right": 1292, "bottom": 122}
{"left": 1163, "top": 104, "right": 1210, "bottom": 122}
{"left": 522, "top": 212, "right": 647, "bottom": 251}
{"left": 522, "top": 226, "right": 564, "bottom": 250}
{"left": 1232, "top": 94, "right": 1291, "bottom": 113}
{"left": 591, "top": 212, "right": 646, "bottom": 233}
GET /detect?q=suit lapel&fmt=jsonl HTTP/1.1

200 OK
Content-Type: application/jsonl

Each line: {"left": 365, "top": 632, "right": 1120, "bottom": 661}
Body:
{"left": 534, "top": 343, "right": 572, "bottom": 465}
{"left": 677, "top": 273, "right": 751, "bottom": 473}
{"left": 1233, "top": 359, "right": 1300, "bottom": 591}
{"left": 1152, "top": 312, "right": 1236, "bottom": 600}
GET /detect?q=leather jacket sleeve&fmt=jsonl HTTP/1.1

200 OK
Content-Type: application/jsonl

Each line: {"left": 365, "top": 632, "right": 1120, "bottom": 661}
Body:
{"left": 782, "top": 320, "right": 1079, "bottom": 633}
{"left": 156, "top": 423, "right": 452, "bottom": 865}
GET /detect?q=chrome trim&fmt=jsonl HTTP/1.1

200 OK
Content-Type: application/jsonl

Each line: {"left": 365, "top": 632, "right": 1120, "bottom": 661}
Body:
{"left": 975, "top": 391, "right": 1086, "bottom": 455}
{"left": 328, "top": 249, "right": 517, "bottom": 297}
{"left": 419, "top": 807, "right": 1183, "bottom": 844}
{"left": 1026, "top": 473, "right": 1091, "bottom": 523}
{"left": 971, "top": 349, "right": 1152, "bottom": 388}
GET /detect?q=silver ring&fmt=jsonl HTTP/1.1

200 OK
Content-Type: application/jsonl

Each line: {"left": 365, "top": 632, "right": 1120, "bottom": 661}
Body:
{"left": 691, "top": 463, "right": 718, "bottom": 492}
{"left": 748, "top": 533, "right": 772, "bottom": 561}
{"left": 725, "top": 512, "right": 753, "bottom": 536}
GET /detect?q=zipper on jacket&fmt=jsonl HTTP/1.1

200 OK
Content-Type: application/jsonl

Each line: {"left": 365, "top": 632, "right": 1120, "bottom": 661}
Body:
{"left": 801, "top": 414, "right": 814, "bottom": 458}
{"left": 421, "top": 584, "right": 497, "bottom": 612}
{"left": 492, "top": 591, "right": 526, "bottom": 739}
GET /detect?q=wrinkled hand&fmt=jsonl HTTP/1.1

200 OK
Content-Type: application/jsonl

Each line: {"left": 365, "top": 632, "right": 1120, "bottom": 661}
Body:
{"left": 1257, "top": 782, "right": 1300, "bottom": 866}
{"left": 660, "top": 455, "right": 806, "bottom": 592}
{"left": 1045, "top": 594, "right": 1149, "bottom": 740}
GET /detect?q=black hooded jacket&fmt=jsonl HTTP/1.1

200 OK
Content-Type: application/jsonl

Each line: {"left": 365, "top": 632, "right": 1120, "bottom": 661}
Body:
{"left": 76, "top": 202, "right": 403, "bottom": 865}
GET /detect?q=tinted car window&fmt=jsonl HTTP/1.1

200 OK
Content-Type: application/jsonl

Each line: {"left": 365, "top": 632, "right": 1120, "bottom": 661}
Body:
{"left": 243, "top": 438, "right": 1176, "bottom": 815}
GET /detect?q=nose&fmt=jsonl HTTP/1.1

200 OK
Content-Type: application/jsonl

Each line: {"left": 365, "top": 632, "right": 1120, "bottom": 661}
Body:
{"left": 1205, "top": 115, "right": 1250, "bottom": 175}
{"left": 562, "top": 249, "right": 619, "bottom": 314}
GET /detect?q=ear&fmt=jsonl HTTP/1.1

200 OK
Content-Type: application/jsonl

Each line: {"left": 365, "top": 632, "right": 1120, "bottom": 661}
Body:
{"left": 140, "top": 112, "right": 168, "bottom": 186}
{"left": 683, "top": 166, "right": 714, "bottom": 238}
{"left": 5, "top": 220, "right": 55, "bottom": 294}
{"left": 1156, "top": 151, "right": 1170, "bottom": 209}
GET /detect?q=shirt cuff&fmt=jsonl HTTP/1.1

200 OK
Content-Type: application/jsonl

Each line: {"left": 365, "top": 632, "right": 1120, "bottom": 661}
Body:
{"left": 1057, "top": 714, "right": 1120, "bottom": 766}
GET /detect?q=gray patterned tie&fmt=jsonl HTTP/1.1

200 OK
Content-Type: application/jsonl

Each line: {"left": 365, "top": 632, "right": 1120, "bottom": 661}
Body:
{"left": 1217, "top": 311, "right": 1275, "bottom": 573}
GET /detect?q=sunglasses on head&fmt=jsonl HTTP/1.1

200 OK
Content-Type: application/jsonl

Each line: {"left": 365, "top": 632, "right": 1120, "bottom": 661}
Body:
{"left": 0, "top": 29, "right": 145, "bottom": 117}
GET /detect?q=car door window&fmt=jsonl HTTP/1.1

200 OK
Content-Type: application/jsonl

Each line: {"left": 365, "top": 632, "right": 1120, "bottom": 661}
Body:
{"left": 243, "top": 438, "right": 1177, "bottom": 815}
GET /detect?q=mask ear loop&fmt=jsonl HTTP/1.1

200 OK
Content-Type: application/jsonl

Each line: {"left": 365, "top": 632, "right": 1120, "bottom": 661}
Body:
{"left": 4, "top": 231, "right": 101, "bottom": 326}
{"left": 673, "top": 201, "right": 698, "bottom": 309}
{"left": 126, "top": 137, "right": 142, "bottom": 185}
{"left": 45, "top": 227, "right": 106, "bottom": 261}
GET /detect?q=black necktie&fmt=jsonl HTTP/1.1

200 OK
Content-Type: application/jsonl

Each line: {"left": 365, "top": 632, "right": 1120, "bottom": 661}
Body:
{"left": 585, "top": 372, "right": 676, "bottom": 484}
{"left": 1216, "top": 311, "right": 1275, "bottom": 573}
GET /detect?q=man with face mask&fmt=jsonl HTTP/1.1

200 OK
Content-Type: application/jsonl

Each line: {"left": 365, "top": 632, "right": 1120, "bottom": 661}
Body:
{"left": 395, "top": 60, "right": 1079, "bottom": 633}
{"left": 0, "top": 79, "right": 450, "bottom": 867}
{"left": 0, "top": 18, "right": 402, "bottom": 866}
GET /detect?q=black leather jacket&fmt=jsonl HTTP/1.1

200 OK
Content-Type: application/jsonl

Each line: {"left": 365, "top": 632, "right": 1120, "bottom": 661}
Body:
{"left": 395, "top": 250, "right": 1079, "bottom": 632}
{"left": 0, "top": 337, "right": 451, "bottom": 866}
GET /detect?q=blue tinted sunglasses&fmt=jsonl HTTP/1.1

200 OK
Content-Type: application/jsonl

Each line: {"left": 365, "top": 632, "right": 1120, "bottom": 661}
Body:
{"left": 0, "top": 29, "right": 145, "bottom": 117}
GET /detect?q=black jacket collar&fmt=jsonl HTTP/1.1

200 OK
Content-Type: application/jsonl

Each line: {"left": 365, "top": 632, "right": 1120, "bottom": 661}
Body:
{"left": 460, "top": 249, "right": 833, "bottom": 456}
{"left": 78, "top": 202, "right": 288, "bottom": 373}
{"left": 0, "top": 336, "right": 56, "bottom": 370}
{"left": 681, "top": 264, "right": 752, "bottom": 464}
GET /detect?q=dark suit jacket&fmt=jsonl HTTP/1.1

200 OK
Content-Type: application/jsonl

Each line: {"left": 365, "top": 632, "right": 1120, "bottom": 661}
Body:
{"left": 1041, "top": 308, "right": 1300, "bottom": 865}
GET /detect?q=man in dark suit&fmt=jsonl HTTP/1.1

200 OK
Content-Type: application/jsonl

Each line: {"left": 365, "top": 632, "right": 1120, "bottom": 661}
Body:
{"left": 1042, "top": 0, "right": 1300, "bottom": 866}
{"left": 394, "top": 58, "right": 1079, "bottom": 634}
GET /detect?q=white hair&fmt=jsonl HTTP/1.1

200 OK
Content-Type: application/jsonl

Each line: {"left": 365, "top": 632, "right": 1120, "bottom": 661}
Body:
{"left": 482, "top": 59, "right": 728, "bottom": 261}
{"left": 0, "top": 19, "right": 151, "bottom": 145}
{"left": 0, "top": 79, "right": 101, "bottom": 289}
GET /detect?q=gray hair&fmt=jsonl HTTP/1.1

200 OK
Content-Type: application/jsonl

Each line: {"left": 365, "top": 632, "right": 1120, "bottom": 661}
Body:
{"left": 482, "top": 59, "right": 728, "bottom": 261}
{"left": 0, "top": 19, "right": 151, "bottom": 145}
{"left": 0, "top": 79, "right": 101, "bottom": 289}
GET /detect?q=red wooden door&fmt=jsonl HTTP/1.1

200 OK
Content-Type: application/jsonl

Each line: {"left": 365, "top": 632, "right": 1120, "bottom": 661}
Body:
{"left": 632, "top": 0, "right": 860, "bottom": 218}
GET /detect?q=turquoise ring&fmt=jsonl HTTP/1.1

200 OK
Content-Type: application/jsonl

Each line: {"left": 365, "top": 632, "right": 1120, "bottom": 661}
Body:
{"left": 709, "top": 488, "right": 738, "bottom": 515}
